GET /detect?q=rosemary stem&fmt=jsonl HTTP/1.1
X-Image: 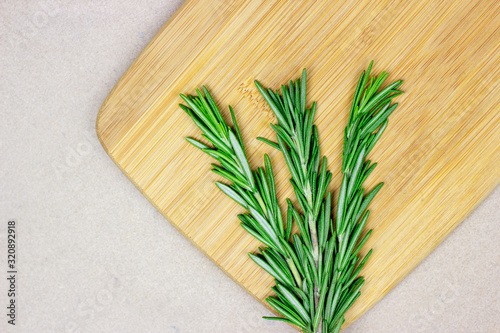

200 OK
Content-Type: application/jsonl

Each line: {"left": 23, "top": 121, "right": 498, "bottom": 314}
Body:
{"left": 304, "top": 182, "right": 321, "bottom": 333}
{"left": 308, "top": 215, "right": 319, "bottom": 263}
{"left": 294, "top": 129, "right": 322, "bottom": 328}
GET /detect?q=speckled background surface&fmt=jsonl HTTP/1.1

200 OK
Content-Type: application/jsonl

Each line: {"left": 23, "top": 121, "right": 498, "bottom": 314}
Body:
{"left": 1, "top": 1, "right": 499, "bottom": 332}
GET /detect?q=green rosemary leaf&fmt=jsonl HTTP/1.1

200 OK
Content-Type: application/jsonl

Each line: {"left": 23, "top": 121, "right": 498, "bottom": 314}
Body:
{"left": 233, "top": 183, "right": 260, "bottom": 210}
{"left": 336, "top": 173, "right": 348, "bottom": 232}
{"left": 275, "top": 89, "right": 294, "bottom": 131}
{"left": 325, "top": 282, "right": 341, "bottom": 324}
{"left": 240, "top": 221, "right": 275, "bottom": 249}
{"left": 356, "top": 163, "right": 377, "bottom": 191}
{"left": 262, "top": 316, "right": 306, "bottom": 329}
{"left": 358, "top": 61, "right": 373, "bottom": 106}
{"left": 349, "top": 73, "right": 365, "bottom": 125}
{"left": 185, "top": 137, "right": 210, "bottom": 150}
{"left": 282, "top": 85, "right": 295, "bottom": 126}
{"left": 249, "top": 252, "right": 290, "bottom": 285}
{"left": 229, "top": 105, "right": 244, "bottom": 147}
{"left": 266, "top": 297, "right": 307, "bottom": 329}
{"left": 361, "top": 82, "right": 402, "bottom": 117}
{"left": 290, "top": 203, "right": 311, "bottom": 247}
{"left": 295, "top": 78, "right": 301, "bottom": 114}
{"left": 201, "top": 87, "right": 225, "bottom": 130}
{"left": 306, "top": 280, "right": 315, "bottom": 318}
{"left": 228, "top": 130, "right": 255, "bottom": 190}
{"left": 366, "top": 120, "right": 388, "bottom": 154}
{"left": 346, "top": 145, "right": 367, "bottom": 198}
{"left": 321, "top": 192, "right": 332, "bottom": 250}
{"left": 300, "top": 69, "right": 307, "bottom": 114}
{"left": 288, "top": 80, "right": 295, "bottom": 108}
{"left": 350, "top": 229, "right": 373, "bottom": 260}
{"left": 186, "top": 109, "right": 230, "bottom": 153}
{"left": 278, "top": 238, "right": 303, "bottom": 286}
{"left": 289, "top": 148, "right": 307, "bottom": 186}
{"left": 323, "top": 238, "right": 335, "bottom": 281}
{"left": 353, "top": 183, "right": 383, "bottom": 223}
{"left": 360, "top": 103, "right": 398, "bottom": 138}
{"left": 304, "top": 248, "right": 319, "bottom": 284}
{"left": 341, "top": 254, "right": 372, "bottom": 299}
{"left": 313, "top": 158, "right": 331, "bottom": 220}
{"left": 262, "top": 248, "right": 295, "bottom": 284}
{"left": 180, "top": 94, "right": 220, "bottom": 136}
{"left": 196, "top": 88, "right": 221, "bottom": 133}
{"left": 331, "top": 294, "right": 358, "bottom": 331}
{"left": 211, "top": 166, "right": 250, "bottom": 191}
{"left": 346, "top": 190, "right": 364, "bottom": 228}
{"left": 248, "top": 206, "right": 281, "bottom": 250}
{"left": 304, "top": 104, "right": 316, "bottom": 157}
{"left": 272, "top": 123, "right": 296, "bottom": 149}
{"left": 341, "top": 265, "right": 362, "bottom": 294}
{"left": 292, "top": 234, "right": 308, "bottom": 277}
{"left": 345, "top": 212, "right": 369, "bottom": 260}
{"left": 333, "top": 280, "right": 364, "bottom": 324}
{"left": 276, "top": 283, "right": 311, "bottom": 324}
{"left": 286, "top": 201, "right": 294, "bottom": 241}
{"left": 277, "top": 137, "right": 302, "bottom": 185}
{"left": 289, "top": 283, "right": 309, "bottom": 303}
{"left": 257, "top": 137, "right": 281, "bottom": 150}
{"left": 339, "top": 257, "right": 357, "bottom": 286}
{"left": 257, "top": 168, "right": 272, "bottom": 211}
{"left": 317, "top": 203, "right": 326, "bottom": 251}
{"left": 331, "top": 316, "right": 345, "bottom": 333}
{"left": 290, "top": 179, "right": 310, "bottom": 214}
{"left": 255, "top": 81, "right": 291, "bottom": 133}
{"left": 215, "top": 182, "right": 247, "bottom": 208}
{"left": 203, "top": 148, "right": 239, "bottom": 172}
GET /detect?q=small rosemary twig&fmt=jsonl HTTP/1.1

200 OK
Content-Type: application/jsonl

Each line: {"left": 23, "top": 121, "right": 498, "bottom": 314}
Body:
{"left": 179, "top": 89, "right": 302, "bottom": 290}
{"left": 255, "top": 62, "right": 402, "bottom": 332}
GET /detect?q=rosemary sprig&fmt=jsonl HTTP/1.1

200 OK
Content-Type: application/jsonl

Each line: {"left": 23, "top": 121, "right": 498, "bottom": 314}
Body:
{"left": 179, "top": 89, "right": 303, "bottom": 290}
{"left": 179, "top": 62, "right": 403, "bottom": 333}
{"left": 255, "top": 62, "right": 402, "bottom": 332}
{"left": 255, "top": 70, "right": 332, "bottom": 331}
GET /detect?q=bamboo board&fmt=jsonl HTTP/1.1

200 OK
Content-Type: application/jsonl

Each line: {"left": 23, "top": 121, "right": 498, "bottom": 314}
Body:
{"left": 96, "top": 0, "right": 500, "bottom": 328}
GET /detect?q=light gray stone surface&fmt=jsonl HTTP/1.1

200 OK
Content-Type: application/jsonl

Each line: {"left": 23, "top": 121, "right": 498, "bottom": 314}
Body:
{"left": 1, "top": 1, "right": 498, "bottom": 332}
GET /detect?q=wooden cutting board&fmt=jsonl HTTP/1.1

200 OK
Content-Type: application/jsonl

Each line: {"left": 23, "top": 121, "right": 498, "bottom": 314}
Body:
{"left": 96, "top": 0, "right": 500, "bottom": 328}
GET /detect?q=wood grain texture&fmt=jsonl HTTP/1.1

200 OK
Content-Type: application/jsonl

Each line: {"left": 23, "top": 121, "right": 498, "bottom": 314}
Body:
{"left": 96, "top": 0, "right": 500, "bottom": 328}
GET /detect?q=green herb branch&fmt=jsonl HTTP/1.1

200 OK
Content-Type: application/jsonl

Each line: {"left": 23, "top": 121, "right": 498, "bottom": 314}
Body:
{"left": 179, "top": 63, "right": 403, "bottom": 332}
{"left": 255, "top": 70, "right": 333, "bottom": 331}
{"left": 179, "top": 89, "right": 302, "bottom": 289}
